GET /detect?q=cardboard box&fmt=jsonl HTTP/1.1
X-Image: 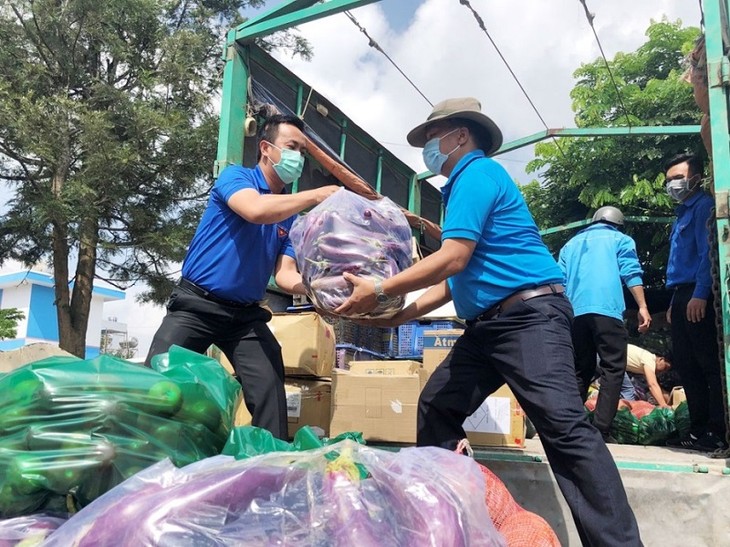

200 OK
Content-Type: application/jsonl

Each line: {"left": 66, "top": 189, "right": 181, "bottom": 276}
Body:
{"left": 285, "top": 378, "right": 331, "bottom": 438}
{"left": 330, "top": 360, "right": 421, "bottom": 443}
{"left": 269, "top": 312, "right": 335, "bottom": 377}
{"left": 464, "top": 385, "right": 526, "bottom": 449}
{"left": 670, "top": 386, "right": 686, "bottom": 409}
{"left": 422, "top": 329, "right": 464, "bottom": 374}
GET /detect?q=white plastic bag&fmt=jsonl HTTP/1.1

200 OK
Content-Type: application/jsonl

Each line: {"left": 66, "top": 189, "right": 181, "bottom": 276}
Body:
{"left": 290, "top": 189, "right": 412, "bottom": 318}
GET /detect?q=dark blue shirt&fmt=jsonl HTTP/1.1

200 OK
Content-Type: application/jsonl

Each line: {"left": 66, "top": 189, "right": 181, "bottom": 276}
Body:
{"left": 441, "top": 150, "right": 563, "bottom": 320}
{"left": 666, "top": 191, "right": 713, "bottom": 299}
{"left": 181, "top": 165, "right": 296, "bottom": 303}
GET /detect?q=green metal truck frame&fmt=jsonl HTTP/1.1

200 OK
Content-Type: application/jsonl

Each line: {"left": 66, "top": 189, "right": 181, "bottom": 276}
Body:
{"left": 217, "top": 0, "right": 730, "bottom": 437}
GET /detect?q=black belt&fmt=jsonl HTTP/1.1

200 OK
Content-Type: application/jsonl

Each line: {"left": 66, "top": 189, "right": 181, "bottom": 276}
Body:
{"left": 178, "top": 278, "right": 256, "bottom": 309}
{"left": 672, "top": 283, "right": 695, "bottom": 291}
{"left": 468, "top": 284, "right": 565, "bottom": 325}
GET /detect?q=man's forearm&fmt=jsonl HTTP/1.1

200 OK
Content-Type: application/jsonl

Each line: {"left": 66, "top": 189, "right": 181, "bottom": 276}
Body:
{"left": 628, "top": 285, "right": 648, "bottom": 308}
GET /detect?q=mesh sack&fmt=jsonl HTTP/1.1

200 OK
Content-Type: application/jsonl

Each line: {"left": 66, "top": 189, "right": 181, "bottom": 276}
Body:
{"left": 476, "top": 462, "right": 559, "bottom": 546}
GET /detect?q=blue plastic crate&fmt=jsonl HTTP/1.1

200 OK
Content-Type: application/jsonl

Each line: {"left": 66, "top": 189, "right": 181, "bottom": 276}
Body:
{"left": 396, "top": 319, "right": 464, "bottom": 358}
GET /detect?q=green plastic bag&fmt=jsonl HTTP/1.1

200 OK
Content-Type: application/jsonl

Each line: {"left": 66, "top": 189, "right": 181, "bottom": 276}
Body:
{"left": 0, "top": 345, "right": 241, "bottom": 518}
{"left": 673, "top": 401, "right": 692, "bottom": 439}
{"left": 222, "top": 425, "right": 365, "bottom": 460}
{"left": 610, "top": 408, "right": 640, "bottom": 444}
{"left": 637, "top": 407, "right": 677, "bottom": 446}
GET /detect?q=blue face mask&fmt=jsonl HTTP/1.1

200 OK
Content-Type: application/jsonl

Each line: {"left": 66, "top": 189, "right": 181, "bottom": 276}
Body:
{"left": 267, "top": 142, "right": 304, "bottom": 184}
{"left": 422, "top": 128, "right": 460, "bottom": 174}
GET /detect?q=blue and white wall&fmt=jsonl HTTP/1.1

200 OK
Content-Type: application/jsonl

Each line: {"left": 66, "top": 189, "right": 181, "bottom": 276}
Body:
{"left": 0, "top": 270, "right": 126, "bottom": 358}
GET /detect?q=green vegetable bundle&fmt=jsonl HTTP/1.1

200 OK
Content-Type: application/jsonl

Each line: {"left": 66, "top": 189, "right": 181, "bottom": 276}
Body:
{"left": 0, "top": 345, "right": 241, "bottom": 518}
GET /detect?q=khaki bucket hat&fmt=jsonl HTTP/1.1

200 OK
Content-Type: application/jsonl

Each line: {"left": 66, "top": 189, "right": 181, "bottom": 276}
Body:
{"left": 406, "top": 97, "right": 503, "bottom": 155}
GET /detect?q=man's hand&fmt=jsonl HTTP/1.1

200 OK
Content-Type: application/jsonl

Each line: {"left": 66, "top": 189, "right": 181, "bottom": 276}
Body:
{"left": 311, "top": 185, "right": 341, "bottom": 204}
{"left": 334, "top": 272, "right": 378, "bottom": 316}
{"left": 637, "top": 306, "right": 651, "bottom": 333}
{"left": 686, "top": 297, "right": 707, "bottom": 323}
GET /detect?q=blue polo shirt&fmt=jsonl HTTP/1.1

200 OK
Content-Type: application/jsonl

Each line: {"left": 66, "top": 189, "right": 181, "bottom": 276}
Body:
{"left": 666, "top": 191, "right": 714, "bottom": 299}
{"left": 442, "top": 151, "right": 563, "bottom": 320}
{"left": 558, "top": 223, "right": 643, "bottom": 321}
{"left": 181, "top": 165, "right": 296, "bottom": 303}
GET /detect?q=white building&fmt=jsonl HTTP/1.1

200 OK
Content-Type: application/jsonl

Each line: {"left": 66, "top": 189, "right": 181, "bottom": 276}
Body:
{"left": 0, "top": 269, "right": 126, "bottom": 358}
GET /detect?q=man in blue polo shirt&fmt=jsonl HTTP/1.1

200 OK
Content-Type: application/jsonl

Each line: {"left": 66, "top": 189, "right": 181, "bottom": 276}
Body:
{"left": 145, "top": 114, "right": 338, "bottom": 439}
{"left": 559, "top": 206, "right": 651, "bottom": 442}
{"left": 337, "top": 98, "right": 641, "bottom": 546}
{"left": 663, "top": 153, "right": 727, "bottom": 451}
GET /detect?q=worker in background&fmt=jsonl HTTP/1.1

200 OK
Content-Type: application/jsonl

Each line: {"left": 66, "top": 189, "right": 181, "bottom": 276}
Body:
{"left": 145, "top": 115, "right": 339, "bottom": 439}
{"left": 337, "top": 97, "right": 642, "bottom": 547}
{"left": 626, "top": 344, "right": 672, "bottom": 407}
{"left": 558, "top": 206, "right": 651, "bottom": 442}
{"left": 663, "top": 153, "right": 727, "bottom": 451}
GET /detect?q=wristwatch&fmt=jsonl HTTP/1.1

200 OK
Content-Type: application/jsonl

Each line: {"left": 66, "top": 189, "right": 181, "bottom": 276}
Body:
{"left": 374, "top": 280, "right": 390, "bottom": 304}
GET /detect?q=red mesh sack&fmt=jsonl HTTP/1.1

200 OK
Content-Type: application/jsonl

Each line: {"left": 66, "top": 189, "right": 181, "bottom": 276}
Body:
{"left": 499, "top": 510, "right": 561, "bottom": 547}
{"left": 475, "top": 462, "right": 560, "bottom": 546}
{"left": 477, "top": 462, "right": 520, "bottom": 529}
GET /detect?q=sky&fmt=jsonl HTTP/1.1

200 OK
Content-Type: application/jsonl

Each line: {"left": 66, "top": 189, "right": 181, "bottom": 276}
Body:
{"left": 103, "top": 0, "right": 698, "bottom": 357}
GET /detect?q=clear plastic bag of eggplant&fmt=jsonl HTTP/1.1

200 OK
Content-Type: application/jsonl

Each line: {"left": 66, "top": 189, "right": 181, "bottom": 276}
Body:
{"left": 290, "top": 189, "right": 413, "bottom": 318}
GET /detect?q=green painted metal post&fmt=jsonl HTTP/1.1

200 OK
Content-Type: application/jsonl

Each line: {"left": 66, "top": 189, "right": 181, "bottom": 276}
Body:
{"left": 215, "top": 34, "right": 248, "bottom": 176}
{"left": 235, "top": 0, "right": 381, "bottom": 42}
{"left": 704, "top": 0, "right": 730, "bottom": 430}
{"left": 375, "top": 150, "right": 383, "bottom": 193}
{"left": 408, "top": 173, "right": 421, "bottom": 216}
{"left": 339, "top": 119, "right": 348, "bottom": 160}
{"left": 292, "top": 83, "right": 305, "bottom": 193}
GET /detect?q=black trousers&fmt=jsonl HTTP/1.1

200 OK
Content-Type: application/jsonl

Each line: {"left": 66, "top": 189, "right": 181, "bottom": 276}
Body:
{"left": 418, "top": 295, "right": 642, "bottom": 547}
{"left": 144, "top": 286, "right": 288, "bottom": 439}
{"left": 670, "top": 285, "right": 726, "bottom": 439}
{"left": 573, "top": 314, "right": 628, "bottom": 436}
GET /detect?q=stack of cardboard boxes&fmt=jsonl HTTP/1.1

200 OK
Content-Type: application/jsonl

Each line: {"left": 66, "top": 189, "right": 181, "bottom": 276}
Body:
{"left": 219, "top": 313, "right": 525, "bottom": 448}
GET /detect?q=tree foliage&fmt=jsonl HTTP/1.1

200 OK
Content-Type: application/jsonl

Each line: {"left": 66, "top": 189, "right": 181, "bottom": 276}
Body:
{"left": 523, "top": 19, "right": 703, "bottom": 289}
{"left": 0, "top": 1, "right": 310, "bottom": 356}
{"left": 0, "top": 308, "right": 25, "bottom": 340}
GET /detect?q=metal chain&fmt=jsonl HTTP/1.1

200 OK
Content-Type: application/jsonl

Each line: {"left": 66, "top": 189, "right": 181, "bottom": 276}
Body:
{"left": 707, "top": 199, "right": 730, "bottom": 456}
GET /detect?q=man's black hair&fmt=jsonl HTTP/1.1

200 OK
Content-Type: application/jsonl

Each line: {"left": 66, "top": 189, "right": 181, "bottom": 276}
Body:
{"left": 446, "top": 118, "right": 493, "bottom": 154}
{"left": 663, "top": 153, "right": 704, "bottom": 179}
{"left": 257, "top": 114, "right": 305, "bottom": 162}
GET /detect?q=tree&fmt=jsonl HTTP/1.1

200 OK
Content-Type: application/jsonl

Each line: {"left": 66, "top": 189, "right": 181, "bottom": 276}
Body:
{"left": 0, "top": 1, "right": 310, "bottom": 357}
{"left": 522, "top": 19, "right": 702, "bottom": 289}
{"left": 0, "top": 308, "right": 25, "bottom": 340}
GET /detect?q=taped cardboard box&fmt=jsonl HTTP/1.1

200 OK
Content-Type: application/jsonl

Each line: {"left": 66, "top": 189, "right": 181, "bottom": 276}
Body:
{"left": 285, "top": 378, "right": 331, "bottom": 439}
{"left": 422, "top": 328, "right": 464, "bottom": 374}
{"left": 330, "top": 360, "right": 421, "bottom": 443}
{"left": 212, "top": 347, "right": 331, "bottom": 433}
{"left": 269, "top": 312, "right": 335, "bottom": 378}
{"left": 464, "top": 385, "right": 526, "bottom": 449}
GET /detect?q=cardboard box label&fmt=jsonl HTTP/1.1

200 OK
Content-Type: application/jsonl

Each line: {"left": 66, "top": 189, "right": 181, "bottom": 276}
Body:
{"left": 464, "top": 396, "right": 511, "bottom": 434}
{"left": 286, "top": 391, "right": 302, "bottom": 418}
